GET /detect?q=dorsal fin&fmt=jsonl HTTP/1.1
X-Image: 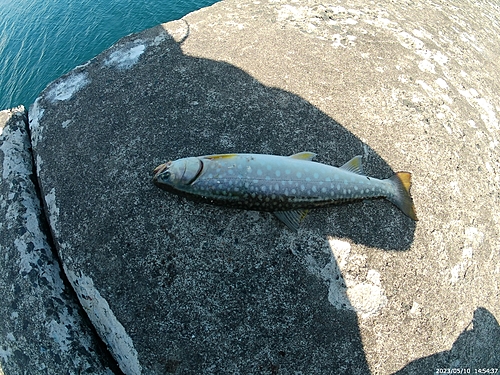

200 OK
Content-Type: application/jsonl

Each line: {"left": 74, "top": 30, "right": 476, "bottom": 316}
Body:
{"left": 289, "top": 152, "right": 316, "bottom": 161}
{"left": 340, "top": 155, "right": 364, "bottom": 175}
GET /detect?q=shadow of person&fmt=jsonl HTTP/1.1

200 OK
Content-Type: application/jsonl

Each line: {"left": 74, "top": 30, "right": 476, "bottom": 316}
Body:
{"left": 32, "top": 25, "right": 418, "bottom": 374}
{"left": 393, "top": 307, "right": 500, "bottom": 374}
{"left": 146, "top": 24, "right": 416, "bottom": 250}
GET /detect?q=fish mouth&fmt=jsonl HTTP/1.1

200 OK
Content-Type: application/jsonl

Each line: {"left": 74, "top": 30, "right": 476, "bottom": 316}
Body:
{"left": 152, "top": 161, "right": 171, "bottom": 178}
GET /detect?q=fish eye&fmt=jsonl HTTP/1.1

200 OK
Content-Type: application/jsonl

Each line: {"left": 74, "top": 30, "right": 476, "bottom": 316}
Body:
{"left": 160, "top": 170, "right": 170, "bottom": 180}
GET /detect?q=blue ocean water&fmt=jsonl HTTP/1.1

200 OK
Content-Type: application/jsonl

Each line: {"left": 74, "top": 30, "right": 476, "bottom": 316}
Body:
{"left": 0, "top": 0, "right": 219, "bottom": 110}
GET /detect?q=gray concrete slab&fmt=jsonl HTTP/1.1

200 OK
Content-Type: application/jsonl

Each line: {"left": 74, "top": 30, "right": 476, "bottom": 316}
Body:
{"left": 0, "top": 107, "right": 115, "bottom": 374}
{"left": 29, "top": 0, "right": 499, "bottom": 374}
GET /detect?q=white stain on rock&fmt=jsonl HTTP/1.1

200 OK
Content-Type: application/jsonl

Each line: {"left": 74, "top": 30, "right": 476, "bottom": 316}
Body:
{"left": 449, "top": 227, "right": 484, "bottom": 284}
{"left": 105, "top": 43, "right": 146, "bottom": 70}
{"left": 104, "top": 32, "right": 167, "bottom": 71}
{"left": 458, "top": 89, "right": 499, "bottom": 131}
{"left": 62, "top": 120, "right": 73, "bottom": 128}
{"left": 28, "top": 98, "right": 44, "bottom": 147}
{"left": 418, "top": 59, "right": 435, "bottom": 73}
{"left": 46, "top": 72, "right": 90, "bottom": 102}
{"left": 308, "top": 238, "right": 389, "bottom": 319}
{"left": 346, "top": 280, "right": 387, "bottom": 319}
{"left": 66, "top": 270, "right": 142, "bottom": 375}
{"left": 45, "top": 188, "right": 60, "bottom": 238}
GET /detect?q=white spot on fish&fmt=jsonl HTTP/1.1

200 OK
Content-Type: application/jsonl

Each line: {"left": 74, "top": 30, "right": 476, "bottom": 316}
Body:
{"left": 313, "top": 173, "right": 319, "bottom": 179}
{"left": 296, "top": 172, "right": 302, "bottom": 178}
{"left": 274, "top": 184, "right": 280, "bottom": 191}
{"left": 291, "top": 188, "right": 297, "bottom": 194}
{"left": 321, "top": 187, "right": 327, "bottom": 193}
{"left": 275, "top": 170, "right": 281, "bottom": 177}
{"left": 285, "top": 169, "right": 291, "bottom": 174}
{"left": 257, "top": 169, "right": 263, "bottom": 176}
{"left": 312, "top": 186, "right": 317, "bottom": 193}
{"left": 266, "top": 165, "right": 272, "bottom": 171}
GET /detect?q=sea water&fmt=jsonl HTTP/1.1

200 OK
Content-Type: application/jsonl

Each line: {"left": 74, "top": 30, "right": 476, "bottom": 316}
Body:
{"left": 0, "top": 0, "right": 219, "bottom": 110}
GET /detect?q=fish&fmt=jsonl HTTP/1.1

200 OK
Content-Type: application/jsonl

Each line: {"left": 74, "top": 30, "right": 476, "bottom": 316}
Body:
{"left": 152, "top": 152, "right": 417, "bottom": 231}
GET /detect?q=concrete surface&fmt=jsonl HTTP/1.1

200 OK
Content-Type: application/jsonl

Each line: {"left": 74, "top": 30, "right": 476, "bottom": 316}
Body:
{"left": 0, "top": 107, "right": 116, "bottom": 374}
{"left": 27, "top": 0, "right": 499, "bottom": 374}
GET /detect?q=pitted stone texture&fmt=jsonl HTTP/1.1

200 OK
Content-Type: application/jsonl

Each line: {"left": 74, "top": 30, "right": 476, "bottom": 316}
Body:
{"left": 30, "top": 0, "right": 499, "bottom": 374}
{"left": 0, "top": 107, "right": 115, "bottom": 374}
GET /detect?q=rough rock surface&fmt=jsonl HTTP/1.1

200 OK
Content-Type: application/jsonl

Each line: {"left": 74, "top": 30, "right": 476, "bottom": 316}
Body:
{"left": 29, "top": 0, "right": 499, "bottom": 374}
{"left": 0, "top": 107, "right": 115, "bottom": 374}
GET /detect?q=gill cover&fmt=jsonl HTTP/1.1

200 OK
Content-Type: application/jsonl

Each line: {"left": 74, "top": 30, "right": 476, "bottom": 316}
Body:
{"left": 154, "top": 157, "right": 203, "bottom": 186}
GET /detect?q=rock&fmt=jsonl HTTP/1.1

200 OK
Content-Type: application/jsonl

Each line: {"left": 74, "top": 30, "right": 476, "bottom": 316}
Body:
{"left": 29, "top": 0, "right": 499, "bottom": 374}
{"left": 0, "top": 107, "right": 116, "bottom": 374}
{"left": 394, "top": 308, "right": 500, "bottom": 374}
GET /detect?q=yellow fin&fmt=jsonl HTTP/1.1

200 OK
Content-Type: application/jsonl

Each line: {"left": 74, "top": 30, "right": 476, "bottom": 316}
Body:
{"left": 289, "top": 152, "right": 316, "bottom": 161}
{"left": 395, "top": 171, "right": 411, "bottom": 191}
{"left": 388, "top": 172, "right": 418, "bottom": 221}
{"left": 203, "top": 154, "right": 238, "bottom": 160}
{"left": 340, "top": 155, "right": 364, "bottom": 175}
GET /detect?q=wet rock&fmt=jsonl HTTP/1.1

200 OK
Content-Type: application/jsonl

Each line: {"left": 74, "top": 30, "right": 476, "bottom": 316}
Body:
{"left": 29, "top": 0, "right": 499, "bottom": 373}
{"left": 0, "top": 107, "right": 115, "bottom": 374}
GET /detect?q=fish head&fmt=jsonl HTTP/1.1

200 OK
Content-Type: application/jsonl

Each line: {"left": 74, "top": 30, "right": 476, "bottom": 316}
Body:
{"left": 152, "top": 157, "right": 203, "bottom": 189}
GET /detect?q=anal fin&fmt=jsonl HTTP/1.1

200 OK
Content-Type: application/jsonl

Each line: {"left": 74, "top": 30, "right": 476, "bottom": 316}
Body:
{"left": 274, "top": 210, "right": 309, "bottom": 231}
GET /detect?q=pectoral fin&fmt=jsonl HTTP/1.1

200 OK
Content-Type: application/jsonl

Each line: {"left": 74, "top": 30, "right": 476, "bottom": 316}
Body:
{"left": 274, "top": 210, "right": 309, "bottom": 231}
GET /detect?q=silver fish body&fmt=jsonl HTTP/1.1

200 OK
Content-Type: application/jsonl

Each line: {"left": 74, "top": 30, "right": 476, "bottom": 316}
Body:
{"left": 152, "top": 152, "right": 417, "bottom": 230}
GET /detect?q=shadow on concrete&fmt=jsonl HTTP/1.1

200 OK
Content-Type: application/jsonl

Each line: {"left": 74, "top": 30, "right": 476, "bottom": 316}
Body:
{"left": 143, "top": 30, "right": 417, "bottom": 251}
{"left": 394, "top": 307, "right": 500, "bottom": 374}
{"left": 32, "top": 27, "right": 422, "bottom": 374}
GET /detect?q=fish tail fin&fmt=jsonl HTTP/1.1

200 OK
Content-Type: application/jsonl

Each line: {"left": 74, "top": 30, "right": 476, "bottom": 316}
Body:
{"left": 387, "top": 172, "right": 418, "bottom": 220}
